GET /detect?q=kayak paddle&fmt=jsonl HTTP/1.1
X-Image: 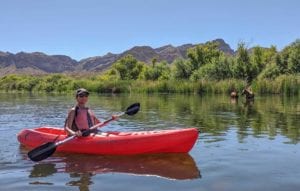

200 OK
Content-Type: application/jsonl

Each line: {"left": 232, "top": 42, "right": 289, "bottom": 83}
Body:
{"left": 28, "top": 102, "right": 140, "bottom": 162}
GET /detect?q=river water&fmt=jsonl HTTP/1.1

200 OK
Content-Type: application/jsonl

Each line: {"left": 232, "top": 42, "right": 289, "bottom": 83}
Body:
{"left": 0, "top": 93, "right": 299, "bottom": 191}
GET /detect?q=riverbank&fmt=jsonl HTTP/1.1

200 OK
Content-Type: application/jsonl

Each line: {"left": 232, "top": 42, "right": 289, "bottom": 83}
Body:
{"left": 0, "top": 74, "right": 299, "bottom": 95}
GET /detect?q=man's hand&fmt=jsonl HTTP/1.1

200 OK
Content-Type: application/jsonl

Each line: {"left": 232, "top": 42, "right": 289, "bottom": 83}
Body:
{"left": 75, "top": 130, "right": 82, "bottom": 137}
{"left": 81, "top": 129, "right": 90, "bottom": 137}
{"left": 112, "top": 115, "right": 119, "bottom": 120}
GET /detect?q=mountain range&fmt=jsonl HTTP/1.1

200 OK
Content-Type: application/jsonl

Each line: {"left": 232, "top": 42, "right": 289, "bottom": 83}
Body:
{"left": 0, "top": 39, "right": 234, "bottom": 76}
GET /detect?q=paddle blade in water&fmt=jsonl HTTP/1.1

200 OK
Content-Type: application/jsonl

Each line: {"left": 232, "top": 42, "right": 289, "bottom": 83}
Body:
{"left": 125, "top": 103, "right": 140, "bottom": 116}
{"left": 28, "top": 142, "right": 57, "bottom": 162}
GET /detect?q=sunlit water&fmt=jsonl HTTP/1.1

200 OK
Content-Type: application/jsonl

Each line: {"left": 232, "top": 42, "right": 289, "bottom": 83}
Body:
{"left": 0, "top": 93, "right": 299, "bottom": 191}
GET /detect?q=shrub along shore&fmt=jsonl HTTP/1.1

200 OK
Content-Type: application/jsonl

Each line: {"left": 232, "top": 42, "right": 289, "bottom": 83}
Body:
{"left": 0, "top": 74, "right": 299, "bottom": 95}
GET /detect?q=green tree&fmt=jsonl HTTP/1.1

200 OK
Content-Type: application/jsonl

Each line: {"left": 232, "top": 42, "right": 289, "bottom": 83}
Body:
{"left": 172, "top": 59, "right": 193, "bottom": 80}
{"left": 280, "top": 39, "right": 300, "bottom": 74}
{"left": 287, "top": 40, "right": 300, "bottom": 73}
{"left": 262, "top": 45, "right": 277, "bottom": 65}
{"left": 187, "top": 41, "right": 222, "bottom": 71}
{"left": 234, "top": 43, "right": 258, "bottom": 83}
{"left": 251, "top": 46, "right": 264, "bottom": 73}
{"left": 258, "top": 63, "right": 280, "bottom": 79}
{"left": 112, "top": 55, "right": 145, "bottom": 80}
{"left": 190, "top": 56, "right": 233, "bottom": 81}
{"left": 274, "top": 54, "right": 286, "bottom": 74}
{"left": 151, "top": 57, "right": 158, "bottom": 68}
{"left": 141, "top": 61, "right": 171, "bottom": 80}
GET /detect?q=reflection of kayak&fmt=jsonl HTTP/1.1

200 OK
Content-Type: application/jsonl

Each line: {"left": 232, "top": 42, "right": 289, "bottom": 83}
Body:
{"left": 17, "top": 127, "right": 198, "bottom": 155}
{"left": 29, "top": 153, "right": 201, "bottom": 180}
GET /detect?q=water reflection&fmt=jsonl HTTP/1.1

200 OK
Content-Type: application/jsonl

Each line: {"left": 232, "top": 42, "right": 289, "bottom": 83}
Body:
{"left": 1, "top": 93, "right": 299, "bottom": 144}
{"left": 140, "top": 94, "right": 300, "bottom": 144}
{"left": 27, "top": 153, "right": 200, "bottom": 190}
{"left": 30, "top": 163, "right": 57, "bottom": 177}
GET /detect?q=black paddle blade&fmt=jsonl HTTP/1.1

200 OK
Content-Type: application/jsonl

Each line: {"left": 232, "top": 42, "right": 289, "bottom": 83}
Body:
{"left": 125, "top": 103, "right": 140, "bottom": 116}
{"left": 28, "top": 142, "right": 57, "bottom": 162}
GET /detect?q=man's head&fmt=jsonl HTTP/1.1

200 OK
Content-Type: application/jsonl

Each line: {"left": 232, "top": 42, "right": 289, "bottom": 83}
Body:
{"left": 75, "top": 88, "right": 89, "bottom": 98}
{"left": 75, "top": 88, "right": 89, "bottom": 105}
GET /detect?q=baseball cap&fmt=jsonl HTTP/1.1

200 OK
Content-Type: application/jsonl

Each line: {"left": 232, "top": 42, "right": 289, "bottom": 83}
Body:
{"left": 75, "top": 88, "right": 89, "bottom": 97}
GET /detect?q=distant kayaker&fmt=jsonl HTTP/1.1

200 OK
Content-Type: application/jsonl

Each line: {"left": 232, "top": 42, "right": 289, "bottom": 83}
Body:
{"left": 64, "top": 88, "right": 116, "bottom": 136}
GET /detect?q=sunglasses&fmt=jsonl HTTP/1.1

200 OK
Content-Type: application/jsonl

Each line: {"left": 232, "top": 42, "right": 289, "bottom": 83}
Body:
{"left": 78, "top": 94, "right": 88, "bottom": 98}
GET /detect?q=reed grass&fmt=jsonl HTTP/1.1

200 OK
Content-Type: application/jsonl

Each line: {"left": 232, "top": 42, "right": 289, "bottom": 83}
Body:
{"left": 0, "top": 74, "right": 299, "bottom": 95}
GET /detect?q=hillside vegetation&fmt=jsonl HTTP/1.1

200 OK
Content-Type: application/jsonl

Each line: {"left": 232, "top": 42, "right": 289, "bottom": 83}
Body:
{"left": 1, "top": 40, "right": 299, "bottom": 95}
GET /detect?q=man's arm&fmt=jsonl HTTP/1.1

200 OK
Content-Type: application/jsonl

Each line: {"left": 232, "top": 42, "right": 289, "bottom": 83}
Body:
{"left": 64, "top": 109, "right": 77, "bottom": 135}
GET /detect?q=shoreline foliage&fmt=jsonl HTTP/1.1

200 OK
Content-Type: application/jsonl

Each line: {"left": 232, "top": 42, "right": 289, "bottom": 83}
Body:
{"left": 0, "top": 40, "right": 299, "bottom": 95}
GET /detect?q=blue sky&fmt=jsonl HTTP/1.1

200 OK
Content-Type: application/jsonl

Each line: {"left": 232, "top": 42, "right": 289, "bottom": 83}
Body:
{"left": 0, "top": 0, "right": 299, "bottom": 60}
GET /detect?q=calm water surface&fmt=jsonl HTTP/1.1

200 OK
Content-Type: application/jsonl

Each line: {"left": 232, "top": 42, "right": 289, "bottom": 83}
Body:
{"left": 0, "top": 93, "right": 299, "bottom": 191}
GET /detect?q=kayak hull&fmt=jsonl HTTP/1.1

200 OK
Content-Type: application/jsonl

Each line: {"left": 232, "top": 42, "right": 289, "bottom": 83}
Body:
{"left": 17, "top": 127, "right": 198, "bottom": 155}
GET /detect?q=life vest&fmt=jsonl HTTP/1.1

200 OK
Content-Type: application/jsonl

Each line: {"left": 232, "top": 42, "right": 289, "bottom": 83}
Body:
{"left": 65, "top": 106, "right": 94, "bottom": 132}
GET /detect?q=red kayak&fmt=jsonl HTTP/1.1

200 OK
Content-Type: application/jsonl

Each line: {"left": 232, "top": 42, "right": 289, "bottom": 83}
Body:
{"left": 17, "top": 127, "right": 198, "bottom": 155}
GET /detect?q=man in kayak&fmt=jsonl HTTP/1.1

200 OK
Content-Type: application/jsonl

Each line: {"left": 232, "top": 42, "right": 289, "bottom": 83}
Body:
{"left": 64, "top": 88, "right": 108, "bottom": 136}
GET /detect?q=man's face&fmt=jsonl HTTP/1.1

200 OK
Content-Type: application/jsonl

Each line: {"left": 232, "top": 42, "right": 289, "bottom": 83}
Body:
{"left": 76, "top": 94, "right": 88, "bottom": 105}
